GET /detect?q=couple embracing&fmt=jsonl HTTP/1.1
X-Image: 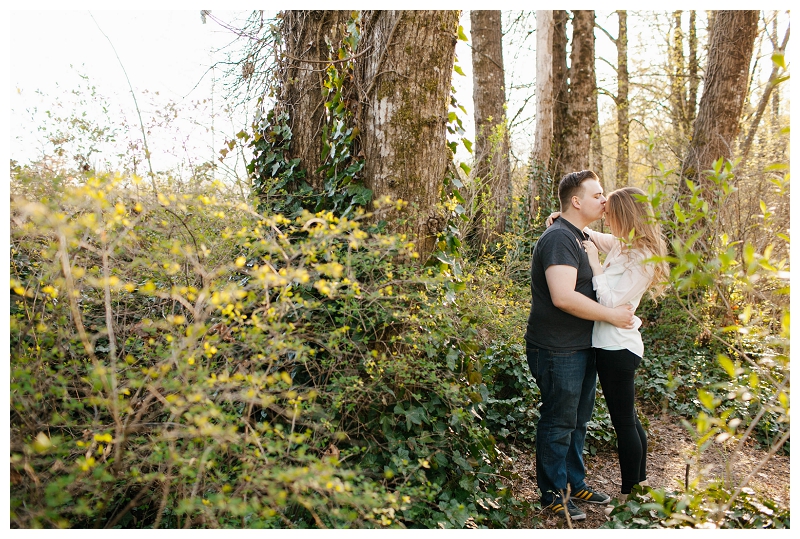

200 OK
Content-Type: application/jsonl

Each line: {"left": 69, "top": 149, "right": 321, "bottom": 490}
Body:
{"left": 524, "top": 170, "right": 668, "bottom": 520}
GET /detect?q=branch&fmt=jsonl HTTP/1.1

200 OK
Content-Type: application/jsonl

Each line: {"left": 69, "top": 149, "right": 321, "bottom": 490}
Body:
{"left": 284, "top": 44, "right": 373, "bottom": 65}
{"left": 739, "top": 25, "right": 790, "bottom": 167}
{"left": 89, "top": 12, "right": 157, "bottom": 195}
{"left": 595, "top": 21, "right": 618, "bottom": 44}
{"left": 363, "top": 13, "right": 403, "bottom": 99}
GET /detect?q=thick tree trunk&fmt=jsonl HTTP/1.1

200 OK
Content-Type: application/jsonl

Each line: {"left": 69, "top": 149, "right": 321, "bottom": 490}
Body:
{"left": 470, "top": 9, "right": 510, "bottom": 246}
{"left": 530, "top": 10, "right": 554, "bottom": 218}
{"left": 562, "top": 10, "right": 595, "bottom": 175}
{"left": 616, "top": 10, "right": 629, "bottom": 187}
{"left": 278, "top": 11, "right": 351, "bottom": 190}
{"left": 358, "top": 10, "right": 459, "bottom": 259}
{"left": 550, "top": 10, "right": 569, "bottom": 183}
{"left": 680, "top": 10, "right": 759, "bottom": 193}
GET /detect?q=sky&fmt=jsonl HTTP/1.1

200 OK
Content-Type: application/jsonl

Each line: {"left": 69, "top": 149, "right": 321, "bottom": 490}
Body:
{"left": 8, "top": 10, "right": 252, "bottom": 174}
{"left": 5, "top": 8, "right": 488, "bottom": 174}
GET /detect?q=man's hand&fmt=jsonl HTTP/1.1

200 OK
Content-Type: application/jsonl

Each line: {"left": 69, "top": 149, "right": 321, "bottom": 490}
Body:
{"left": 546, "top": 265, "right": 635, "bottom": 328}
{"left": 607, "top": 304, "right": 635, "bottom": 329}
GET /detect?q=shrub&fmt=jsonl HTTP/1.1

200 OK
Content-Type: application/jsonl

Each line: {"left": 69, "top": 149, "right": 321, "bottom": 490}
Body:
{"left": 9, "top": 171, "right": 524, "bottom": 528}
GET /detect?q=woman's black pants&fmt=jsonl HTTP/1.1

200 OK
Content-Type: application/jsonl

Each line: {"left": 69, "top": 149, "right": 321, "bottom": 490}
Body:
{"left": 595, "top": 348, "right": 647, "bottom": 494}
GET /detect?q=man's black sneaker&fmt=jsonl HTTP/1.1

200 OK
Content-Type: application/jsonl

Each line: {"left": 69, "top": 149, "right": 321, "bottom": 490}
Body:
{"left": 550, "top": 499, "right": 586, "bottom": 521}
{"left": 572, "top": 486, "right": 611, "bottom": 504}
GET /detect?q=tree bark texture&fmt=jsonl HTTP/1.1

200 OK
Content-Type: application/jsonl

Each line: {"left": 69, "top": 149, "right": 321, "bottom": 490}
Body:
{"left": 550, "top": 10, "right": 569, "bottom": 182}
{"left": 470, "top": 10, "right": 510, "bottom": 245}
{"left": 530, "top": 10, "right": 554, "bottom": 218}
{"left": 680, "top": 10, "right": 759, "bottom": 193}
{"left": 278, "top": 10, "right": 352, "bottom": 190}
{"left": 616, "top": 10, "right": 629, "bottom": 187}
{"left": 590, "top": 83, "right": 604, "bottom": 178}
{"left": 687, "top": 11, "right": 699, "bottom": 127}
{"left": 358, "top": 10, "right": 460, "bottom": 259}
{"left": 670, "top": 11, "right": 688, "bottom": 140}
{"left": 562, "top": 10, "right": 596, "bottom": 175}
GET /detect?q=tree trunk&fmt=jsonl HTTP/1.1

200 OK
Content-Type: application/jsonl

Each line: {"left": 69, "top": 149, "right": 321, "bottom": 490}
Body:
{"left": 669, "top": 11, "right": 688, "bottom": 140}
{"left": 278, "top": 10, "right": 351, "bottom": 190}
{"left": 687, "top": 11, "right": 699, "bottom": 127}
{"left": 470, "top": 9, "right": 510, "bottom": 247}
{"left": 590, "top": 87, "right": 604, "bottom": 178}
{"left": 530, "top": 10, "right": 554, "bottom": 218}
{"left": 615, "top": 10, "right": 629, "bottom": 187}
{"left": 562, "top": 10, "right": 595, "bottom": 174}
{"left": 680, "top": 10, "right": 759, "bottom": 193}
{"left": 770, "top": 13, "right": 781, "bottom": 127}
{"left": 358, "top": 10, "right": 459, "bottom": 259}
{"left": 550, "top": 10, "right": 569, "bottom": 183}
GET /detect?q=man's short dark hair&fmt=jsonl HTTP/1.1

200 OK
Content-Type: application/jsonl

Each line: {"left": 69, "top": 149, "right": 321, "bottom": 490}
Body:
{"left": 558, "top": 170, "right": 599, "bottom": 211}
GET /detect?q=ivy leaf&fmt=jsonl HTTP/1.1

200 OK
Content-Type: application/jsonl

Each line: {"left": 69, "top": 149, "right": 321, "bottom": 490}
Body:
{"left": 457, "top": 25, "right": 468, "bottom": 42}
{"left": 453, "top": 64, "right": 466, "bottom": 77}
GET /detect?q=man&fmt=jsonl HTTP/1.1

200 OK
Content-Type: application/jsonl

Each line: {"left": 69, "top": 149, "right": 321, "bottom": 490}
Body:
{"left": 525, "top": 170, "right": 635, "bottom": 520}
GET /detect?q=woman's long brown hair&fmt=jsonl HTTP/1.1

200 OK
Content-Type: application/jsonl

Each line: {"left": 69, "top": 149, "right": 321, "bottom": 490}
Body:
{"left": 605, "top": 187, "right": 669, "bottom": 299}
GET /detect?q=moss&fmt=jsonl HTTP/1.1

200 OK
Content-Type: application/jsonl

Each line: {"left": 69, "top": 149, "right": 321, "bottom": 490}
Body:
{"left": 377, "top": 79, "right": 394, "bottom": 101}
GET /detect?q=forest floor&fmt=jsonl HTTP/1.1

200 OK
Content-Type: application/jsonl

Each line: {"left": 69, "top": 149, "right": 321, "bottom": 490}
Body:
{"left": 504, "top": 412, "right": 790, "bottom": 529}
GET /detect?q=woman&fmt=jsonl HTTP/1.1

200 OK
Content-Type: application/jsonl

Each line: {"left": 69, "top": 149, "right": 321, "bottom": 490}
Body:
{"left": 547, "top": 186, "right": 668, "bottom": 506}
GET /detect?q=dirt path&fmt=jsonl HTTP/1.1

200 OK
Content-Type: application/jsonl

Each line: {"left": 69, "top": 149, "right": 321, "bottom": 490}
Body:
{"left": 504, "top": 413, "right": 790, "bottom": 529}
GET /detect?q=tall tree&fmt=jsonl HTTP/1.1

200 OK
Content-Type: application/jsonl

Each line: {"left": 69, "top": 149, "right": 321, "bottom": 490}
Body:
{"left": 529, "top": 10, "right": 554, "bottom": 218}
{"left": 596, "top": 11, "right": 629, "bottom": 187}
{"left": 590, "top": 81, "right": 604, "bottom": 178}
{"left": 669, "top": 11, "right": 688, "bottom": 140}
{"left": 470, "top": 10, "right": 510, "bottom": 247}
{"left": 687, "top": 11, "right": 699, "bottom": 128}
{"left": 550, "top": 10, "right": 569, "bottom": 181}
{"left": 562, "top": 10, "right": 596, "bottom": 174}
{"left": 260, "top": 10, "right": 460, "bottom": 260}
{"left": 680, "top": 10, "right": 759, "bottom": 194}
{"left": 277, "top": 11, "right": 352, "bottom": 191}
{"left": 357, "top": 10, "right": 460, "bottom": 258}
{"left": 615, "top": 11, "right": 629, "bottom": 187}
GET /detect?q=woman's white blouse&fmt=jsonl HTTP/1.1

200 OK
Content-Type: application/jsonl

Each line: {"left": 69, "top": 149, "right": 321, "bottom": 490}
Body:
{"left": 585, "top": 227, "right": 654, "bottom": 358}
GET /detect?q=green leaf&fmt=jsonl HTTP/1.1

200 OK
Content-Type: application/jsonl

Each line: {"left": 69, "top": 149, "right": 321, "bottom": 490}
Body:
{"left": 772, "top": 52, "right": 787, "bottom": 70}
{"left": 454, "top": 64, "right": 466, "bottom": 77}
{"left": 457, "top": 25, "right": 468, "bottom": 42}
{"left": 717, "top": 354, "right": 735, "bottom": 378}
{"left": 698, "top": 389, "right": 716, "bottom": 410}
{"left": 459, "top": 162, "right": 471, "bottom": 176}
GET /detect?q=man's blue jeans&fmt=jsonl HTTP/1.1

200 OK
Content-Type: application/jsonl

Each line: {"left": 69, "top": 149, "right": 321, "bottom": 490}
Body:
{"left": 526, "top": 345, "right": 596, "bottom": 505}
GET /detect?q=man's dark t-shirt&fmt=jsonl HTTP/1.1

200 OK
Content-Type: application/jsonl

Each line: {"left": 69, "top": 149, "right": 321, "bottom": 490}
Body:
{"left": 524, "top": 217, "right": 596, "bottom": 350}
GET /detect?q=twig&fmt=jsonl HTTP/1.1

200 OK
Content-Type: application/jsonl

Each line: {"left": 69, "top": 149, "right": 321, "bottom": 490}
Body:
{"left": 685, "top": 464, "right": 690, "bottom": 490}
{"left": 723, "top": 429, "right": 790, "bottom": 514}
{"left": 89, "top": 12, "right": 157, "bottom": 195}
{"left": 363, "top": 14, "right": 403, "bottom": 99}
{"left": 284, "top": 45, "right": 373, "bottom": 65}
